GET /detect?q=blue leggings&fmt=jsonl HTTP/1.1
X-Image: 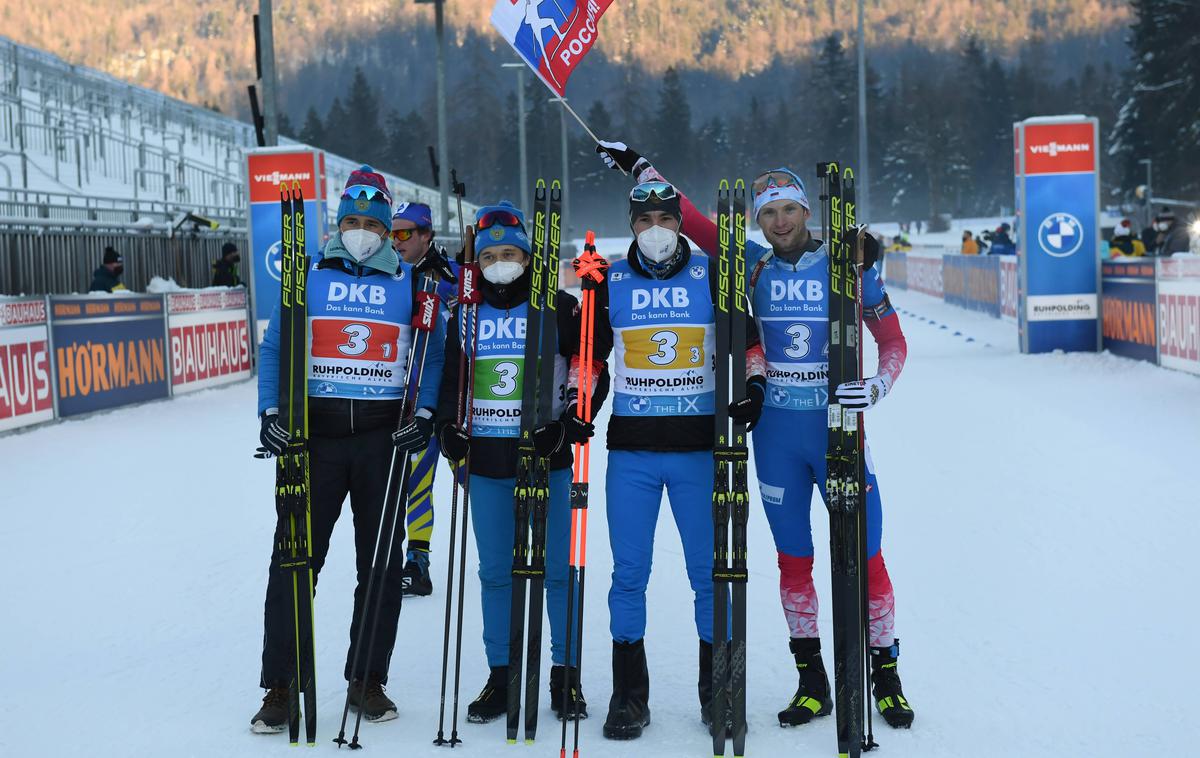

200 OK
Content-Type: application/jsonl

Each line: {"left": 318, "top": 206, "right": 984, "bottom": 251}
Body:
{"left": 606, "top": 450, "right": 716, "bottom": 643}
{"left": 752, "top": 406, "right": 884, "bottom": 558}
{"left": 469, "top": 468, "right": 576, "bottom": 667}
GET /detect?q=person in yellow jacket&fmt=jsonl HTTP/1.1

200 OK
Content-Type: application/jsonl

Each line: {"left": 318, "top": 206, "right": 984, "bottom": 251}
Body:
{"left": 961, "top": 230, "right": 980, "bottom": 255}
{"left": 1109, "top": 219, "right": 1147, "bottom": 258}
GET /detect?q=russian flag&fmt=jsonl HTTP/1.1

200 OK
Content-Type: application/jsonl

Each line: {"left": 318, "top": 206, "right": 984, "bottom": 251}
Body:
{"left": 490, "top": 0, "right": 614, "bottom": 97}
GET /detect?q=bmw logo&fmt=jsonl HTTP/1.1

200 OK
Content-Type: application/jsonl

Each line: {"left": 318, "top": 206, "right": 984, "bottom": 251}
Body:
{"left": 627, "top": 396, "right": 651, "bottom": 414}
{"left": 317, "top": 382, "right": 337, "bottom": 394}
{"left": 770, "top": 387, "right": 790, "bottom": 406}
{"left": 690, "top": 265, "right": 705, "bottom": 279}
{"left": 265, "top": 239, "right": 283, "bottom": 282}
{"left": 1037, "top": 212, "right": 1084, "bottom": 258}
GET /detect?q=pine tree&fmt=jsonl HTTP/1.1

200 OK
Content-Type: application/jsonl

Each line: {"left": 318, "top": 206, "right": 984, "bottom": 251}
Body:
{"left": 651, "top": 67, "right": 693, "bottom": 181}
{"left": 299, "top": 107, "right": 325, "bottom": 148}
{"left": 344, "top": 67, "right": 386, "bottom": 154}
{"left": 323, "top": 97, "right": 352, "bottom": 158}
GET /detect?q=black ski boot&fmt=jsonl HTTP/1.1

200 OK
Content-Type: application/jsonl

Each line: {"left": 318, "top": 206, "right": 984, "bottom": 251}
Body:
{"left": 250, "top": 687, "right": 289, "bottom": 734}
{"left": 467, "top": 666, "right": 508, "bottom": 724}
{"left": 400, "top": 549, "right": 433, "bottom": 597}
{"left": 348, "top": 678, "right": 398, "bottom": 722}
{"left": 871, "top": 640, "right": 914, "bottom": 728}
{"left": 603, "top": 639, "right": 650, "bottom": 740}
{"left": 550, "top": 665, "right": 589, "bottom": 721}
{"left": 698, "top": 640, "right": 734, "bottom": 735}
{"left": 777, "top": 637, "right": 832, "bottom": 727}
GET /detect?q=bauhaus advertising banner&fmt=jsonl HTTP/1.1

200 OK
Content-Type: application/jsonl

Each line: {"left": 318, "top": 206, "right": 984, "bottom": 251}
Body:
{"left": 1015, "top": 117, "right": 1101, "bottom": 353}
{"left": 0, "top": 297, "right": 54, "bottom": 432}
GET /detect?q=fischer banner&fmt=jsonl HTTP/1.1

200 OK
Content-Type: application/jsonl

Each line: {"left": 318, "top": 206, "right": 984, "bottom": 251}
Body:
{"left": 167, "top": 289, "right": 253, "bottom": 393}
{"left": 49, "top": 295, "right": 170, "bottom": 418}
{"left": 1015, "top": 116, "right": 1101, "bottom": 353}
{"left": 245, "top": 148, "right": 327, "bottom": 340}
{"left": 0, "top": 297, "right": 54, "bottom": 432}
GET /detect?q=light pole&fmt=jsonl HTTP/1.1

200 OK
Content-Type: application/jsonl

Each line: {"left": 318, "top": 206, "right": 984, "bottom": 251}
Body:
{"left": 856, "top": 0, "right": 869, "bottom": 222}
{"left": 555, "top": 99, "right": 570, "bottom": 236}
{"left": 258, "top": 0, "right": 280, "bottom": 146}
{"left": 502, "top": 62, "right": 529, "bottom": 215}
{"left": 1138, "top": 158, "right": 1153, "bottom": 227}
{"left": 416, "top": 0, "right": 451, "bottom": 236}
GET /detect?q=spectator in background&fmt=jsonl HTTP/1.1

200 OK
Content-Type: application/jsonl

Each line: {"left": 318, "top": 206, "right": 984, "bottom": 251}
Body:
{"left": 986, "top": 223, "right": 1015, "bottom": 255}
{"left": 1109, "top": 219, "right": 1146, "bottom": 258}
{"left": 211, "top": 242, "right": 242, "bottom": 287}
{"left": 961, "top": 230, "right": 980, "bottom": 255}
{"left": 89, "top": 246, "right": 128, "bottom": 292}
{"left": 1153, "top": 208, "right": 1191, "bottom": 255}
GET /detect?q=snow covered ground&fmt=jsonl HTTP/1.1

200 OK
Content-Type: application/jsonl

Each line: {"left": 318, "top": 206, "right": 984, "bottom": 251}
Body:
{"left": 2, "top": 288, "right": 1197, "bottom": 757}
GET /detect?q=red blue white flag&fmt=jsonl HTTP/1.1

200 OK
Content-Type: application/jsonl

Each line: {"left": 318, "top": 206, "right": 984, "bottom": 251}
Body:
{"left": 490, "top": 0, "right": 614, "bottom": 97}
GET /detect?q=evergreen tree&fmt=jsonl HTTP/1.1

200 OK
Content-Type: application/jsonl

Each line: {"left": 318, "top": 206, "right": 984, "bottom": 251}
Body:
{"left": 343, "top": 67, "right": 386, "bottom": 156}
{"left": 651, "top": 67, "right": 693, "bottom": 179}
{"left": 323, "top": 97, "right": 352, "bottom": 158}
{"left": 811, "top": 33, "right": 854, "bottom": 164}
{"left": 277, "top": 112, "right": 295, "bottom": 140}
{"left": 299, "top": 106, "right": 325, "bottom": 148}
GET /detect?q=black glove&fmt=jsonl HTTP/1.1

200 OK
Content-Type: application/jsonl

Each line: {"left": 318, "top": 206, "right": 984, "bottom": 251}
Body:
{"left": 728, "top": 377, "right": 766, "bottom": 432}
{"left": 595, "top": 140, "right": 645, "bottom": 175}
{"left": 533, "top": 405, "right": 594, "bottom": 458}
{"left": 392, "top": 412, "right": 434, "bottom": 452}
{"left": 256, "top": 412, "right": 290, "bottom": 458}
{"left": 439, "top": 423, "right": 471, "bottom": 463}
{"left": 416, "top": 244, "right": 457, "bottom": 283}
{"left": 853, "top": 226, "right": 880, "bottom": 269}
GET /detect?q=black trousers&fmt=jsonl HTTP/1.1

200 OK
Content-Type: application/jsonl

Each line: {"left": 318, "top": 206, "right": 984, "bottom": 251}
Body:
{"left": 260, "top": 427, "right": 408, "bottom": 687}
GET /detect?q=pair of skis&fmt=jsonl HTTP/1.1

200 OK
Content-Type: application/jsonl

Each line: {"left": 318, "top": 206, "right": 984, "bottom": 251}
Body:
{"left": 273, "top": 181, "right": 318, "bottom": 745}
{"left": 558, "top": 231, "right": 608, "bottom": 758}
{"left": 434, "top": 172, "right": 484, "bottom": 748}
{"left": 507, "top": 179, "right": 562, "bottom": 744}
{"left": 712, "top": 180, "right": 750, "bottom": 758}
{"left": 818, "top": 161, "right": 877, "bottom": 758}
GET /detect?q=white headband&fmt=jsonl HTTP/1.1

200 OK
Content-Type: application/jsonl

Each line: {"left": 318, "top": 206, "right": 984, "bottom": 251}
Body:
{"left": 753, "top": 184, "right": 810, "bottom": 219}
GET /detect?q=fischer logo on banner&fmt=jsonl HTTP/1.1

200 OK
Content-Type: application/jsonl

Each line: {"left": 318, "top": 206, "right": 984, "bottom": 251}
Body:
{"left": 1026, "top": 293, "right": 1098, "bottom": 322}
{"left": 491, "top": 0, "right": 614, "bottom": 97}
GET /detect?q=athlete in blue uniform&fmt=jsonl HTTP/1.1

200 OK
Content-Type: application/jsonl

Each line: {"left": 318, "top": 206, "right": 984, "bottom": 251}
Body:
{"left": 596, "top": 144, "right": 916, "bottom": 730}
{"left": 434, "top": 202, "right": 611, "bottom": 727}
{"left": 251, "top": 166, "right": 445, "bottom": 732}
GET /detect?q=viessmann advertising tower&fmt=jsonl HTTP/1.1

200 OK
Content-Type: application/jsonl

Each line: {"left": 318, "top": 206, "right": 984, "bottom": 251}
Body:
{"left": 1014, "top": 115, "right": 1102, "bottom": 353}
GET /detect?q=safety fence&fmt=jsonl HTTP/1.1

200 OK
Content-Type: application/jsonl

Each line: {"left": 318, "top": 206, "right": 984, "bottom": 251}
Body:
{"left": 884, "top": 251, "right": 1200, "bottom": 376}
{"left": 0, "top": 287, "right": 251, "bottom": 434}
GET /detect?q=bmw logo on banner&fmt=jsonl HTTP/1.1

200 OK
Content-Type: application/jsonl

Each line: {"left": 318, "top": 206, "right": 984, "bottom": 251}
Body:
{"left": 1015, "top": 117, "right": 1101, "bottom": 354}
{"left": 1037, "top": 213, "right": 1084, "bottom": 258}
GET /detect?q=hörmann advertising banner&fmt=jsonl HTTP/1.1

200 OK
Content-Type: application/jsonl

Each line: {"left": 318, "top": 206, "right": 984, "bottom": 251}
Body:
{"left": 245, "top": 148, "right": 326, "bottom": 339}
{"left": 49, "top": 295, "right": 170, "bottom": 418}
{"left": 0, "top": 297, "right": 54, "bottom": 432}
{"left": 167, "top": 289, "right": 253, "bottom": 394}
{"left": 943, "top": 255, "right": 1002, "bottom": 317}
{"left": 1016, "top": 116, "right": 1101, "bottom": 353}
{"left": 1101, "top": 260, "right": 1157, "bottom": 364}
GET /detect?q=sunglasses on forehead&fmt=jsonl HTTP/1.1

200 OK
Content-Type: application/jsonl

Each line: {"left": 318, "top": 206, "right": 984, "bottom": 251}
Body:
{"left": 629, "top": 181, "right": 678, "bottom": 202}
{"left": 342, "top": 184, "right": 392, "bottom": 204}
{"left": 477, "top": 209, "right": 523, "bottom": 230}
{"left": 751, "top": 170, "right": 804, "bottom": 196}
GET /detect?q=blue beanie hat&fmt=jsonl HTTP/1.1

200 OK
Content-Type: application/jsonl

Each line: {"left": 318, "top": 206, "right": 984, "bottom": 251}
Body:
{"left": 392, "top": 201, "right": 433, "bottom": 228}
{"left": 474, "top": 201, "right": 531, "bottom": 256}
{"left": 337, "top": 165, "right": 392, "bottom": 230}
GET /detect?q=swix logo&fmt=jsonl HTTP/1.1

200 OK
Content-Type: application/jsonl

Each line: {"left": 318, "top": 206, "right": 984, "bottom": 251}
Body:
{"left": 632, "top": 287, "right": 689, "bottom": 310}
{"left": 414, "top": 291, "right": 439, "bottom": 332}
{"left": 479, "top": 317, "right": 528, "bottom": 342}
{"left": 770, "top": 279, "right": 823, "bottom": 302}
{"left": 253, "top": 170, "right": 312, "bottom": 185}
{"left": 1028, "top": 142, "right": 1089, "bottom": 157}
{"left": 459, "top": 264, "right": 483, "bottom": 304}
{"left": 328, "top": 282, "right": 387, "bottom": 305}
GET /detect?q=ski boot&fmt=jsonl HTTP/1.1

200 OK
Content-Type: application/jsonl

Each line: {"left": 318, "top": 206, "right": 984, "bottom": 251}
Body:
{"left": 550, "top": 665, "right": 588, "bottom": 721}
{"left": 401, "top": 549, "right": 433, "bottom": 597}
{"left": 778, "top": 637, "right": 832, "bottom": 727}
{"left": 603, "top": 639, "right": 650, "bottom": 740}
{"left": 466, "top": 666, "right": 508, "bottom": 724}
{"left": 348, "top": 678, "right": 398, "bottom": 722}
{"left": 250, "top": 687, "right": 289, "bottom": 734}
{"left": 871, "top": 640, "right": 914, "bottom": 728}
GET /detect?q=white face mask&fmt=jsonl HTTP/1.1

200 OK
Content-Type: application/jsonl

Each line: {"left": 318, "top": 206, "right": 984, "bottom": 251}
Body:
{"left": 1155, "top": 221, "right": 1169, "bottom": 232}
{"left": 483, "top": 260, "right": 525, "bottom": 285}
{"left": 341, "top": 229, "right": 383, "bottom": 262}
{"left": 636, "top": 224, "right": 678, "bottom": 263}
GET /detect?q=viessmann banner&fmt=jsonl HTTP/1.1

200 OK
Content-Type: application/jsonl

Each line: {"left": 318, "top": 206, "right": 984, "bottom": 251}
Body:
{"left": 0, "top": 298, "right": 54, "bottom": 432}
{"left": 49, "top": 295, "right": 170, "bottom": 418}
{"left": 1015, "top": 116, "right": 1101, "bottom": 353}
